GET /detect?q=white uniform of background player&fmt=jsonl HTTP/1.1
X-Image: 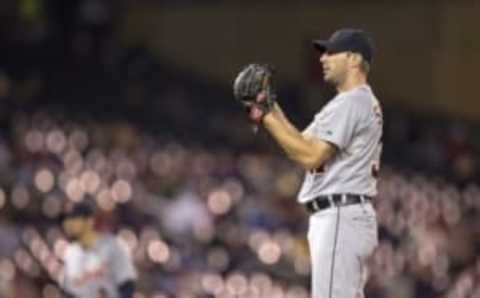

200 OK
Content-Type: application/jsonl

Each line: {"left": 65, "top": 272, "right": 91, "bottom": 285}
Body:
{"left": 257, "top": 28, "right": 383, "bottom": 298}
{"left": 63, "top": 235, "right": 137, "bottom": 298}
{"left": 62, "top": 203, "right": 137, "bottom": 298}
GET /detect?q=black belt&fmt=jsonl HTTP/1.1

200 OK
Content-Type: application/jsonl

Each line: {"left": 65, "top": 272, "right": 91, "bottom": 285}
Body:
{"left": 305, "top": 194, "right": 372, "bottom": 214}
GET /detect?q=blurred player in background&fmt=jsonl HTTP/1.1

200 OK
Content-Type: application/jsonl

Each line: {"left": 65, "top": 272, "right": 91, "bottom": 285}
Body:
{"left": 61, "top": 202, "right": 137, "bottom": 298}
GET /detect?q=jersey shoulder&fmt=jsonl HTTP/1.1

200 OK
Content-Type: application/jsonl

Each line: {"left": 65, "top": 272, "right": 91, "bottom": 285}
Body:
{"left": 97, "top": 233, "right": 121, "bottom": 250}
{"left": 64, "top": 242, "right": 83, "bottom": 260}
{"left": 98, "top": 233, "right": 131, "bottom": 257}
{"left": 345, "top": 86, "right": 376, "bottom": 106}
{"left": 314, "top": 86, "right": 378, "bottom": 121}
{"left": 345, "top": 86, "right": 381, "bottom": 120}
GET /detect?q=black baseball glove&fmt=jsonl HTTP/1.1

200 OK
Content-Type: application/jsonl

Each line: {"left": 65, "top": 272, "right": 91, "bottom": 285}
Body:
{"left": 233, "top": 64, "right": 276, "bottom": 127}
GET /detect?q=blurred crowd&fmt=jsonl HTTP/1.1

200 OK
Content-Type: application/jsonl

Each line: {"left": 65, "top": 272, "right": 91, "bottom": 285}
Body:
{"left": 0, "top": 110, "right": 478, "bottom": 298}
{"left": 0, "top": 111, "right": 311, "bottom": 297}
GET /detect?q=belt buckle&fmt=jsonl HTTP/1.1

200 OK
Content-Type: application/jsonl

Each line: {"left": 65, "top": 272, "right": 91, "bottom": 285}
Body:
{"left": 359, "top": 195, "right": 365, "bottom": 204}
{"left": 312, "top": 199, "right": 320, "bottom": 211}
{"left": 327, "top": 195, "right": 334, "bottom": 208}
{"left": 341, "top": 194, "right": 347, "bottom": 205}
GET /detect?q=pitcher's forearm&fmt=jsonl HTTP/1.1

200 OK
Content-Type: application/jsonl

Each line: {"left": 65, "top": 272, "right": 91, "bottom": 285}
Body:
{"left": 263, "top": 107, "right": 334, "bottom": 170}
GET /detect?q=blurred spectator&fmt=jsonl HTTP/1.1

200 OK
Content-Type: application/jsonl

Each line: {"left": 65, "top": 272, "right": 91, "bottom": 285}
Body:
{"left": 61, "top": 201, "right": 137, "bottom": 298}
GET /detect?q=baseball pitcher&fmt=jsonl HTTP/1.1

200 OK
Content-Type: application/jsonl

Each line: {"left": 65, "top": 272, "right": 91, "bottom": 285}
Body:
{"left": 61, "top": 203, "right": 137, "bottom": 298}
{"left": 234, "top": 28, "right": 383, "bottom": 298}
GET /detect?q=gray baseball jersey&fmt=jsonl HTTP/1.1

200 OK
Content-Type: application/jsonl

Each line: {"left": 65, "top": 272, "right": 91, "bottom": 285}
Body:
{"left": 298, "top": 84, "right": 383, "bottom": 203}
{"left": 63, "top": 234, "right": 137, "bottom": 298}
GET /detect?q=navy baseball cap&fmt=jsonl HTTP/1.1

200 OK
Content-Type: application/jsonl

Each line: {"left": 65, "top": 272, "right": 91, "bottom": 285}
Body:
{"left": 313, "top": 28, "right": 374, "bottom": 64}
{"left": 62, "top": 202, "right": 95, "bottom": 220}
